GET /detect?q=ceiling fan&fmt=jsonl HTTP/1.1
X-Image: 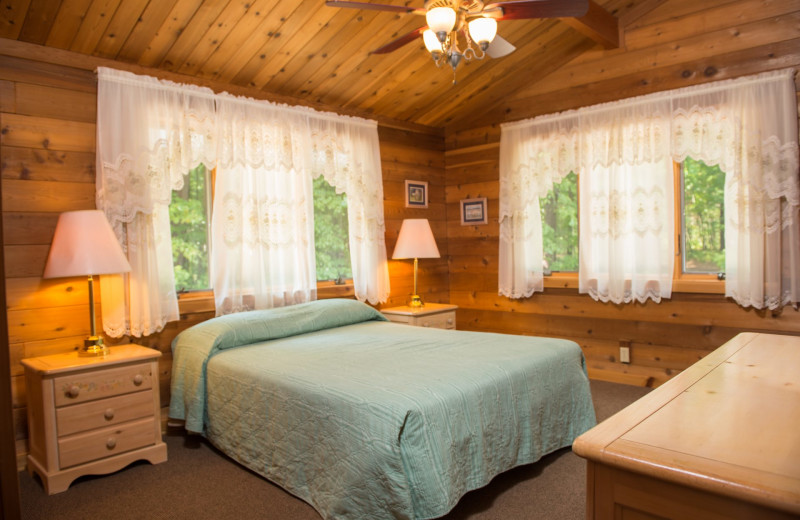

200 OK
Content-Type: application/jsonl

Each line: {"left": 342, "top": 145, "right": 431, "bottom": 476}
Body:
{"left": 326, "top": 0, "right": 589, "bottom": 82}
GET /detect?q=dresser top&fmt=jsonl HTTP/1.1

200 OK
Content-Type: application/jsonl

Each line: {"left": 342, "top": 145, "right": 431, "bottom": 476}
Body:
{"left": 573, "top": 332, "right": 800, "bottom": 514}
{"left": 21, "top": 344, "right": 161, "bottom": 375}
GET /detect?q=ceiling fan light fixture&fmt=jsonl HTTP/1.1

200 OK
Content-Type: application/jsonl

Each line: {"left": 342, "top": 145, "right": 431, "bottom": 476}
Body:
{"left": 426, "top": 6, "right": 456, "bottom": 42}
{"left": 423, "top": 29, "right": 443, "bottom": 55}
{"left": 328, "top": 0, "right": 592, "bottom": 83}
{"left": 468, "top": 17, "right": 497, "bottom": 50}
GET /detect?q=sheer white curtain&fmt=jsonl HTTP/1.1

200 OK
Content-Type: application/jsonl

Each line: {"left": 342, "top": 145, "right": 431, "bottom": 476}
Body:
{"left": 499, "top": 100, "right": 674, "bottom": 304}
{"left": 499, "top": 68, "right": 799, "bottom": 308}
{"left": 212, "top": 94, "right": 391, "bottom": 315}
{"left": 305, "top": 114, "right": 390, "bottom": 305}
{"left": 97, "top": 69, "right": 390, "bottom": 327}
{"left": 499, "top": 114, "right": 580, "bottom": 297}
{"left": 671, "top": 70, "right": 799, "bottom": 309}
{"left": 96, "top": 67, "right": 217, "bottom": 337}
{"left": 212, "top": 95, "right": 317, "bottom": 314}
{"left": 579, "top": 100, "right": 674, "bottom": 304}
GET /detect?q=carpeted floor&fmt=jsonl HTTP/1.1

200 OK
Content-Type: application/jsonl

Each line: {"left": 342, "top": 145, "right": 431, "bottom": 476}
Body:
{"left": 18, "top": 380, "right": 650, "bottom": 520}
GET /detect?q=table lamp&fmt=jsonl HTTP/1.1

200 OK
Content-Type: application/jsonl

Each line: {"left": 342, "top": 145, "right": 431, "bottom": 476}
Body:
{"left": 391, "top": 218, "right": 440, "bottom": 307}
{"left": 43, "top": 210, "right": 132, "bottom": 356}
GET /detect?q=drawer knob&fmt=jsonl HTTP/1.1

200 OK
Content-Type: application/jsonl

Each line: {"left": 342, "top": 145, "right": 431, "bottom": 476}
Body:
{"left": 133, "top": 374, "right": 144, "bottom": 386}
{"left": 68, "top": 385, "right": 80, "bottom": 398}
{"left": 422, "top": 322, "right": 430, "bottom": 327}
{"left": 447, "top": 318, "right": 454, "bottom": 324}
{"left": 106, "top": 437, "right": 117, "bottom": 450}
{"left": 103, "top": 408, "right": 115, "bottom": 421}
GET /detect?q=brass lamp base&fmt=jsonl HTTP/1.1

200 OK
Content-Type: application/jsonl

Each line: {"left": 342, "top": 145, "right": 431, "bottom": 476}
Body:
{"left": 408, "top": 294, "right": 425, "bottom": 307}
{"left": 80, "top": 336, "right": 109, "bottom": 357}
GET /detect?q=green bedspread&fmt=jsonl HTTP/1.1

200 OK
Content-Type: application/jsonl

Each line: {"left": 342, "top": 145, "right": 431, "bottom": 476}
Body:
{"left": 169, "top": 299, "right": 596, "bottom": 520}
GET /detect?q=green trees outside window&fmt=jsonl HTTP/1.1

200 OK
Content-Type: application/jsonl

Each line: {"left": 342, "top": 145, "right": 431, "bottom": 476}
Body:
{"left": 313, "top": 176, "right": 352, "bottom": 282}
{"left": 170, "top": 164, "right": 211, "bottom": 292}
{"left": 541, "top": 171, "right": 579, "bottom": 272}
{"left": 681, "top": 157, "right": 725, "bottom": 274}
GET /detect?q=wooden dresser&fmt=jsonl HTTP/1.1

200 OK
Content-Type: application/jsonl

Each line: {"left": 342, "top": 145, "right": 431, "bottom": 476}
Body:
{"left": 381, "top": 303, "right": 457, "bottom": 329}
{"left": 22, "top": 344, "right": 167, "bottom": 494}
{"left": 573, "top": 333, "right": 800, "bottom": 519}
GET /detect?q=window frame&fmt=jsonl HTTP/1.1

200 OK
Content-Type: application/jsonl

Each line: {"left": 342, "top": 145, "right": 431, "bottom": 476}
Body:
{"left": 671, "top": 161, "right": 724, "bottom": 294}
{"left": 542, "top": 162, "right": 725, "bottom": 294}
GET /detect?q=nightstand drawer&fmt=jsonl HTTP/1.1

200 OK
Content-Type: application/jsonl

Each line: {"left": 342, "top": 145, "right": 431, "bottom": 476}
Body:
{"left": 56, "top": 389, "right": 155, "bottom": 437}
{"left": 58, "top": 417, "right": 157, "bottom": 469}
{"left": 381, "top": 304, "right": 458, "bottom": 330}
{"left": 415, "top": 311, "right": 456, "bottom": 329}
{"left": 53, "top": 363, "right": 153, "bottom": 407}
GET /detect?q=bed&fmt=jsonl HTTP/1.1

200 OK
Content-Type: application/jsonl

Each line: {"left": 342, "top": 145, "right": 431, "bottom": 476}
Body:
{"left": 169, "top": 299, "right": 596, "bottom": 520}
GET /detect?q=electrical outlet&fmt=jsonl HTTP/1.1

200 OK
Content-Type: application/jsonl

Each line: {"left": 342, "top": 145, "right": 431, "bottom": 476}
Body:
{"left": 620, "top": 346, "right": 630, "bottom": 364}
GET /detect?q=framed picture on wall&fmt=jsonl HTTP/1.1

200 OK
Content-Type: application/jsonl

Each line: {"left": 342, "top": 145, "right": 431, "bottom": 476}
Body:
{"left": 460, "top": 197, "right": 488, "bottom": 225}
{"left": 405, "top": 180, "right": 428, "bottom": 208}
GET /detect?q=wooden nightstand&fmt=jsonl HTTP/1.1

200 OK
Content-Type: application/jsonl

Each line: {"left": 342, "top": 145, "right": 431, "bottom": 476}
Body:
{"left": 381, "top": 303, "right": 457, "bottom": 330}
{"left": 21, "top": 344, "right": 167, "bottom": 494}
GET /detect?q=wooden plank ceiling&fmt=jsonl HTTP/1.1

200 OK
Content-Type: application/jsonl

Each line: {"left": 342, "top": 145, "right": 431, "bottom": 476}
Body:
{"left": 0, "top": 0, "right": 640, "bottom": 129}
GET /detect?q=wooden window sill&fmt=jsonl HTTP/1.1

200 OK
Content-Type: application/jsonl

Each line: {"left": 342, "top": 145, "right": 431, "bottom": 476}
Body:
{"left": 672, "top": 278, "right": 725, "bottom": 294}
{"left": 543, "top": 273, "right": 580, "bottom": 289}
{"left": 542, "top": 274, "right": 725, "bottom": 294}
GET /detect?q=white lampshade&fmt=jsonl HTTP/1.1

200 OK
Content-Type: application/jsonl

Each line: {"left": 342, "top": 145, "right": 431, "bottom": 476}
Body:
{"left": 426, "top": 7, "right": 456, "bottom": 39}
{"left": 423, "top": 29, "right": 442, "bottom": 53}
{"left": 468, "top": 17, "right": 497, "bottom": 46}
{"left": 392, "top": 219, "right": 440, "bottom": 260}
{"left": 44, "top": 210, "right": 131, "bottom": 279}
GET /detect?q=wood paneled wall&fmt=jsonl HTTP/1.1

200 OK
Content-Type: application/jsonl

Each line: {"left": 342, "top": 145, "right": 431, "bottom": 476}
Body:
{"left": 445, "top": 0, "right": 800, "bottom": 387}
{"left": 380, "top": 126, "right": 449, "bottom": 308}
{"left": 0, "top": 44, "right": 446, "bottom": 467}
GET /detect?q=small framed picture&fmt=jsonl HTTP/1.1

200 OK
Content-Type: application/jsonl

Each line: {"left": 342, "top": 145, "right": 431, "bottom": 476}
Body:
{"left": 460, "top": 197, "right": 488, "bottom": 225}
{"left": 405, "top": 180, "right": 428, "bottom": 208}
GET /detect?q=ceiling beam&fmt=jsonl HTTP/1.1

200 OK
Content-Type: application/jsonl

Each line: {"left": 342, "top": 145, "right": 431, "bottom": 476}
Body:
{"left": 562, "top": 0, "right": 621, "bottom": 49}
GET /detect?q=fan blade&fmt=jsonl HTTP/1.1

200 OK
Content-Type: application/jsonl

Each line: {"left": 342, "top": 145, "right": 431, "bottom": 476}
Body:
{"left": 371, "top": 26, "right": 427, "bottom": 54}
{"left": 485, "top": 35, "right": 516, "bottom": 58}
{"left": 483, "top": 0, "right": 589, "bottom": 20}
{"left": 325, "top": 1, "right": 426, "bottom": 15}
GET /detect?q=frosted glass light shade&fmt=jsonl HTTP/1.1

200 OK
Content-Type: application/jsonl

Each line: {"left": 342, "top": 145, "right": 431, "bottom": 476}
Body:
{"left": 426, "top": 7, "right": 456, "bottom": 38}
{"left": 468, "top": 17, "right": 497, "bottom": 46}
{"left": 423, "top": 29, "right": 442, "bottom": 53}
{"left": 392, "top": 219, "right": 440, "bottom": 259}
{"left": 44, "top": 210, "right": 132, "bottom": 278}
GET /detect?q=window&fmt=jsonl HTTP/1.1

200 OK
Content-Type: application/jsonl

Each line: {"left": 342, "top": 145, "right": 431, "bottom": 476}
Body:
{"left": 540, "top": 162, "right": 726, "bottom": 291}
{"left": 679, "top": 157, "right": 725, "bottom": 275}
{"left": 540, "top": 171, "right": 579, "bottom": 273}
{"left": 168, "top": 170, "right": 353, "bottom": 292}
{"left": 313, "top": 176, "right": 352, "bottom": 282}
{"left": 170, "top": 164, "right": 212, "bottom": 292}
